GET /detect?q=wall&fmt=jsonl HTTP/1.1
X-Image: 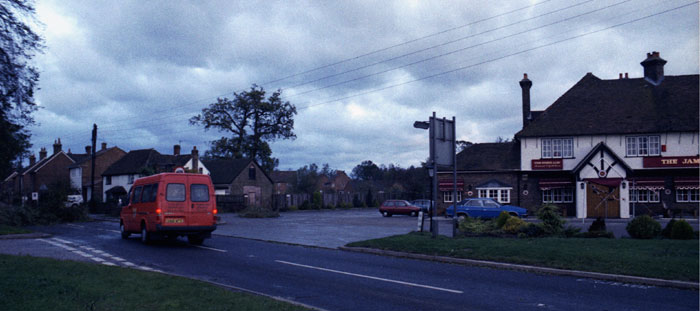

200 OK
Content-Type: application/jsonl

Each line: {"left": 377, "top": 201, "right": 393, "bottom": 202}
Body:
{"left": 228, "top": 163, "right": 273, "bottom": 208}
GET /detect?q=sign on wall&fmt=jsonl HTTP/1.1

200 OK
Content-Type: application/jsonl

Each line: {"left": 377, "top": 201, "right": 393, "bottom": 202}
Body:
{"left": 532, "top": 158, "right": 563, "bottom": 170}
{"left": 643, "top": 156, "right": 700, "bottom": 168}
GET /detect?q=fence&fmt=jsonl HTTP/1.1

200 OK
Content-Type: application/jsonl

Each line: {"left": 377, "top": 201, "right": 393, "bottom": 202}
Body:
{"left": 216, "top": 195, "right": 246, "bottom": 213}
{"left": 271, "top": 191, "right": 424, "bottom": 211}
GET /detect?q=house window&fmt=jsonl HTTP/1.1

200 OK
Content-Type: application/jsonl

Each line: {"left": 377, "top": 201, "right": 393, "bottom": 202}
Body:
{"left": 443, "top": 191, "right": 462, "bottom": 203}
{"left": 248, "top": 166, "right": 256, "bottom": 180}
{"left": 626, "top": 135, "right": 661, "bottom": 156}
{"left": 477, "top": 188, "right": 511, "bottom": 204}
{"left": 630, "top": 188, "right": 660, "bottom": 203}
{"left": 676, "top": 189, "right": 700, "bottom": 202}
{"left": 541, "top": 138, "right": 573, "bottom": 159}
{"left": 542, "top": 188, "right": 574, "bottom": 203}
{"left": 128, "top": 174, "right": 135, "bottom": 184}
{"left": 105, "top": 176, "right": 112, "bottom": 185}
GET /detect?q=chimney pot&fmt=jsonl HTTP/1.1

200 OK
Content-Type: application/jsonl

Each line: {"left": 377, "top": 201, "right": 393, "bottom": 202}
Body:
{"left": 519, "top": 73, "right": 533, "bottom": 129}
{"left": 641, "top": 51, "right": 666, "bottom": 85}
{"left": 624, "top": 72, "right": 629, "bottom": 79}
{"left": 53, "top": 138, "right": 62, "bottom": 154}
{"left": 619, "top": 73, "right": 623, "bottom": 79}
{"left": 174, "top": 144, "right": 181, "bottom": 156}
{"left": 39, "top": 147, "right": 47, "bottom": 160}
{"left": 85, "top": 145, "right": 92, "bottom": 154}
{"left": 29, "top": 154, "right": 36, "bottom": 166}
{"left": 101, "top": 142, "right": 107, "bottom": 151}
{"left": 191, "top": 146, "right": 199, "bottom": 174}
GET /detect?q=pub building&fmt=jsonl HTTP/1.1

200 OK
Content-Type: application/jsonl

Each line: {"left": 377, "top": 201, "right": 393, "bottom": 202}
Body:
{"left": 438, "top": 52, "right": 699, "bottom": 218}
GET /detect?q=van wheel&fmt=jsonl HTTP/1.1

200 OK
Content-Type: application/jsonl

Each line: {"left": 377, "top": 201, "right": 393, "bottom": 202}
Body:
{"left": 141, "top": 224, "right": 150, "bottom": 244}
{"left": 120, "top": 222, "right": 130, "bottom": 239}
{"left": 188, "top": 235, "right": 204, "bottom": 245}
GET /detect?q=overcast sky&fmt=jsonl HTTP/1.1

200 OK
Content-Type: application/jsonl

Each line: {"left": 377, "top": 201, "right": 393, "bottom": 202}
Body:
{"left": 28, "top": 0, "right": 699, "bottom": 172}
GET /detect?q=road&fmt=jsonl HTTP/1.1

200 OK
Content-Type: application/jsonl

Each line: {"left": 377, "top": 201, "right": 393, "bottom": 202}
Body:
{"left": 21, "top": 220, "right": 698, "bottom": 311}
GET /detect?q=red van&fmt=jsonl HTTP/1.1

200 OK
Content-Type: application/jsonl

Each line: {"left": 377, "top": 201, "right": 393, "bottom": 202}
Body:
{"left": 120, "top": 173, "right": 217, "bottom": 245}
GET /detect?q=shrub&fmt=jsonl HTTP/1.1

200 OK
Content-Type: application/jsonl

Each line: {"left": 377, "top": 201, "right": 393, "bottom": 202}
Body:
{"left": 238, "top": 205, "right": 279, "bottom": 218}
{"left": 458, "top": 218, "right": 496, "bottom": 235}
{"left": 563, "top": 225, "right": 582, "bottom": 238}
{"left": 288, "top": 205, "right": 298, "bottom": 211}
{"left": 495, "top": 211, "right": 510, "bottom": 228}
{"left": 312, "top": 192, "right": 322, "bottom": 209}
{"left": 502, "top": 217, "right": 526, "bottom": 234}
{"left": 299, "top": 200, "right": 311, "bottom": 210}
{"left": 661, "top": 219, "right": 677, "bottom": 238}
{"left": 537, "top": 204, "right": 564, "bottom": 236}
{"left": 626, "top": 215, "right": 661, "bottom": 239}
{"left": 588, "top": 217, "right": 606, "bottom": 232}
{"left": 519, "top": 223, "right": 545, "bottom": 238}
{"left": 670, "top": 220, "right": 694, "bottom": 240}
{"left": 583, "top": 230, "right": 615, "bottom": 238}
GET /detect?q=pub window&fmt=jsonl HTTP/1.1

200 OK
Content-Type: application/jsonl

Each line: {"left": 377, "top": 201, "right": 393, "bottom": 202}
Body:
{"left": 626, "top": 135, "right": 660, "bottom": 157}
{"left": 443, "top": 191, "right": 453, "bottom": 203}
{"left": 676, "top": 188, "right": 700, "bottom": 203}
{"left": 477, "top": 188, "right": 511, "bottom": 204}
{"left": 542, "top": 188, "right": 574, "bottom": 203}
{"left": 630, "top": 188, "right": 660, "bottom": 203}
{"left": 541, "top": 138, "right": 573, "bottom": 159}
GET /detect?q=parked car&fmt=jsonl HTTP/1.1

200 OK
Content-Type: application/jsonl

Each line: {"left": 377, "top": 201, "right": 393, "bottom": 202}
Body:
{"left": 379, "top": 200, "right": 421, "bottom": 217}
{"left": 120, "top": 172, "right": 218, "bottom": 245}
{"left": 410, "top": 199, "right": 433, "bottom": 214}
{"left": 64, "top": 195, "right": 83, "bottom": 208}
{"left": 445, "top": 198, "right": 527, "bottom": 220}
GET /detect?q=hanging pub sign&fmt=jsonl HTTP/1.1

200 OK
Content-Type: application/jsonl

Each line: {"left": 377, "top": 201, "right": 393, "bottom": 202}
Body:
{"left": 643, "top": 156, "right": 700, "bottom": 168}
{"left": 531, "top": 158, "right": 563, "bottom": 170}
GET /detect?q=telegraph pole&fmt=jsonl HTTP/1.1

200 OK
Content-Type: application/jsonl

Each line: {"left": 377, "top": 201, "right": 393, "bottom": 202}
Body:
{"left": 90, "top": 124, "right": 97, "bottom": 207}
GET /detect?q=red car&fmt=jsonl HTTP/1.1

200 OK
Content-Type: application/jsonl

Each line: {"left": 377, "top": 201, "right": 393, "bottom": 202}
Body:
{"left": 379, "top": 200, "right": 421, "bottom": 217}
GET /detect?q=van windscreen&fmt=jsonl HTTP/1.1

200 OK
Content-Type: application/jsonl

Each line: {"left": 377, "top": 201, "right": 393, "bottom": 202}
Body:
{"left": 191, "top": 184, "right": 209, "bottom": 202}
{"left": 166, "top": 183, "right": 186, "bottom": 202}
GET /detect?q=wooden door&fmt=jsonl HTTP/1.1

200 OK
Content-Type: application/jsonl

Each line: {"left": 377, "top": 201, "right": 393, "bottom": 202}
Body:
{"left": 586, "top": 183, "right": 620, "bottom": 218}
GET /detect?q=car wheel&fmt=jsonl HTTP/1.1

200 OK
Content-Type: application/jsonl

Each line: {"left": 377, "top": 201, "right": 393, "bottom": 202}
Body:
{"left": 141, "top": 224, "right": 150, "bottom": 244}
{"left": 120, "top": 222, "right": 130, "bottom": 239}
{"left": 188, "top": 235, "right": 204, "bottom": 245}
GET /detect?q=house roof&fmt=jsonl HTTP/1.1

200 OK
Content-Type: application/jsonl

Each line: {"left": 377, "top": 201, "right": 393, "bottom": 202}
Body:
{"left": 454, "top": 142, "right": 520, "bottom": 171}
{"left": 22, "top": 151, "right": 77, "bottom": 175}
{"left": 202, "top": 158, "right": 273, "bottom": 185}
{"left": 67, "top": 147, "right": 124, "bottom": 169}
{"left": 516, "top": 74, "right": 699, "bottom": 137}
{"left": 103, "top": 149, "right": 194, "bottom": 176}
{"left": 270, "top": 170, "right": 297, "bottom": 184}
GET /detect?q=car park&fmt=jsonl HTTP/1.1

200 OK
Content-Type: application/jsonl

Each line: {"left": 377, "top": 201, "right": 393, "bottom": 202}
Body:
{"left": 379, "top": 200, "right": 421, "bottom": 217}
{"left": 120, "top": 172, "right": 218, "bottom": 245}
{"left": 410, "top": 199, "right": 433, "bottom": 214}
{"left": 445, "top": 198, "right": 528, "bottom": 220}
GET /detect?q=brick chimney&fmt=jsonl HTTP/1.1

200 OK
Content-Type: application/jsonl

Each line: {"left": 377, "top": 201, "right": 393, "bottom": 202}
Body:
{"left": 641, "top": 51, "right": 666, "bottom": 86}
{"left": 174, "top": 144, "right": 181, "bottom": 156}
{"left": 29, "top": 154, "right": 36, "bottom": 166}
{"left": 101, "top": 142, "right": 107, "bottom": 151}
{"left": 85, "top": 145, "right": 92, "bottom": 155}
{"left": 519, "top": 73, "right": 533, "bottom": 129}
{"left": 53, "top": 138, "right": 62, "bottom": 154}
{"left": 39, "top": 147, "right": 47, "bottom": 160}
{"left": 191, "top": 146, "right": 199, "bottom": 173}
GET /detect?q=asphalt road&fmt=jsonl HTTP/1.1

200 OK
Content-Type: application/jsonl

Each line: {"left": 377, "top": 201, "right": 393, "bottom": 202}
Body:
{"left": 16, "top": 220, "right": 699, "bottom": 311}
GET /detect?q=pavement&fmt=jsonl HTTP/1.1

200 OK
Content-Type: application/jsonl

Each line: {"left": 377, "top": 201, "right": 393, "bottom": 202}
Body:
{"left": 2, "top": 209, "right": 698, "bottom": 289}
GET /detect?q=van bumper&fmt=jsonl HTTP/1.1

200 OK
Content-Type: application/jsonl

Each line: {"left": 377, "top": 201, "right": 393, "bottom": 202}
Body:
{"left": 155, "top": 225, "right": 217, "bottom": 234}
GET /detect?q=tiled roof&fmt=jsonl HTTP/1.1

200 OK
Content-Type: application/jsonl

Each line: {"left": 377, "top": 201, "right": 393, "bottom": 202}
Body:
{"left": 455, "top": 142, "right": 520, "bottom": 171}
{"left": 516, "top": 74, "right": 699, "bottom": 137}
{"left": 67, "top": 147, "right": 123, "bottom": 169}
{"left": 103, "top": 149, "right": 193, "bottom": 176}
{"left": 202, "top": 158, "right": 252, "bottom": 184}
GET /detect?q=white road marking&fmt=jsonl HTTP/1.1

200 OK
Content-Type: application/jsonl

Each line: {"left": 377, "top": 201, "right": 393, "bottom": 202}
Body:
{"left": 66, "top": 224, "right": 84, "bottom": 229}
{"left": 51, "top": 238, "right": 73, "bottom": 244}
{"left": 112, "top": 257, "right": 126, "bottom": 262}
{"left": 123, "top": 262, "right": 136, "bottom": 266}
{"left": 275, "top": 260, "right": 463, "bottom": 294}
{"left": 193, "top": 245, "right": 227, "bottom": 253}
{"left": 106, "top": 230, "right": 120, "bottom": 233}
{"left": 102, "top": 262, "right": 117, "bottom": 266}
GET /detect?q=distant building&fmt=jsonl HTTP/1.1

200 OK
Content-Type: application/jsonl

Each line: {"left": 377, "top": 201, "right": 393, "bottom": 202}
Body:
{"left": 68, "top": 143, "right": 126, "bottom": 203}
{"left": 203, "top": 158, "right": 273, "bottom": 208}
{"left": 438, "top": 52, "right": 699, "bottom": 218}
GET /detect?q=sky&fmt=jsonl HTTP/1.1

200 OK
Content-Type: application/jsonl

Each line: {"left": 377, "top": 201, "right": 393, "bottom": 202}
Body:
{"left": 27, "top": 0, "right": 699, "bottom": 173}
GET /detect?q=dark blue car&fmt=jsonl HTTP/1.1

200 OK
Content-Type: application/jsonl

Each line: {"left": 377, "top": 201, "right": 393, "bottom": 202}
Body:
{"left": 445, "top": 198, "right": 527, "bottom": 220}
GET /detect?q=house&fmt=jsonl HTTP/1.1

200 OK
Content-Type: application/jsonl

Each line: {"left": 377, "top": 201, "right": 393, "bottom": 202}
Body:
{"left": 101, "top": 145, "right": 208, "bottom": 203}
{"left": 271, "top": 170, "right": 297, "bottom": 194}
{"left": 3, "top": 139, "right": 80, "bottom": 201}
{"left": 203, "top": 158, "right": 274, "bottom": 208}
{"left": 438, "top": 52, "right": 699, "bottom": 218}
{"left": 68, "top": 143, "right": 126, "bottom": 203}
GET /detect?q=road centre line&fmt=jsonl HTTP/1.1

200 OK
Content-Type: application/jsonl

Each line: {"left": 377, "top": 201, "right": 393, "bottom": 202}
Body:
{"left": 193, "top": 245, "right": 227, "bottom": 253}
{"left": 275, "top": 260, "right": 463, "bottom": 294}
{"left": 51, "top": 238, "right": 73, "bottom": 244}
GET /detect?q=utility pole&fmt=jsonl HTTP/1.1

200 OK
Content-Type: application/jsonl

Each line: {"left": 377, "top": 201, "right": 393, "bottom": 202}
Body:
{"left": 90, "top": 124, "right": 97, "bottom": 207}
{"left": 18, "top": 154, "right": 23, "bottom": 207}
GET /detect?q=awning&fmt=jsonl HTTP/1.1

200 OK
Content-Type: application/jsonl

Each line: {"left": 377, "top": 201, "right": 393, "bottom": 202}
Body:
{"left": 538, "top": 178, "right": 573, "bottom": 190}
{"left": 674, "top": 177, "right": 700, "bottom": 190}
{"left": 439, "top": 179, "right": 464, "bottom": 191}
{"left": 586, "top": 178, "right": 623, "bottom": 188}
{"left": 630, "top": 178, "right": 665, "bottom": 190}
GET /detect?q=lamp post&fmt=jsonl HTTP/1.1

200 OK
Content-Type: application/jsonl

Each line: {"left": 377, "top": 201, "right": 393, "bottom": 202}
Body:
{"left": 414, "top": 113, "right": 439, "bottom": 238}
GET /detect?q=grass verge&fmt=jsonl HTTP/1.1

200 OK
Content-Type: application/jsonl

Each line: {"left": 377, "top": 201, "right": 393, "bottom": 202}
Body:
{"left": 0, "top": 225, "right": 32, "bottom": 235}
{"left": 347, "top": 232, "right": 699, "bottom": 282}
{"left": 0, "top": 254, "right": 309, "bottom": 311}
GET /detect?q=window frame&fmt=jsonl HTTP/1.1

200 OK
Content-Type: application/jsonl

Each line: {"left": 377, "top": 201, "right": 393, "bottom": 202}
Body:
{"left": 541, "top": 138, "right": 574, "bottom": 159}
{"left": 626, "top": 135, "right": 661, "bottom": 157}
{"left": 541, "top": 188, "right": 574, "bottom": 203}
{"left": 190, "top": 184, "right": 210, "bottom": 202}
{"left": 166, "top": 183, "right": 186, "bottom": 202}
{"left": 476, "top": 188, "right": 511, "bottom": 204}
{"left": 676, "top": 188, "right": 700, "bottom": 203}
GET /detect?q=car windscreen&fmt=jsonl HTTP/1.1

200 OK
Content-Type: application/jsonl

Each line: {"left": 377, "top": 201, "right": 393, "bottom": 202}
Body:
{"left": 190, "top": 184, "right": 209, "bottom": 202}
{"left": 166, "top": 183, "right": 186, "bottom": 202}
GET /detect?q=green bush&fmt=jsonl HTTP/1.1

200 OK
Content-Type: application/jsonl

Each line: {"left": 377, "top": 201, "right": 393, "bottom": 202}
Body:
{"left": 519, "top": 223, "right": 545, "bottom": 238}
{"left": 458, "top": 218, "right": 496, "bottom": 235}
{"left": 312, "top": 192, "right": 322, "bottom": 209}
{"left": 288, "top": 205, "right": 298, "bottom": 211}
{"left": 626, "top": 215, "right": 661, "bottom": 239}
{"left": 537, "top": 204, "right": 564, "bottom": 236}
{"left": 495, "top": 211, "right": 510, "bottom": 228}
{"left": 670, "top": 220, "right": 694, "bottom": 240}
{"left": 338, "top": 202, "right": 352, "bottom": 209}
{"left": 661, "top": 219, "right": 677, "bottom": 238}
{"left": 583, "top": 230, "right": 615, "bottom": 238}
{"left": 299, "top": 200, "right": 311, "bottom": 210}
{"left": 588, "top": 217, "right": 606, "bottom": 232}
{"left": 502, "top": 217, "right": 526, "bottom": 234}
{"left": 563, "top": 225, "right": 582, "bottom": 238}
